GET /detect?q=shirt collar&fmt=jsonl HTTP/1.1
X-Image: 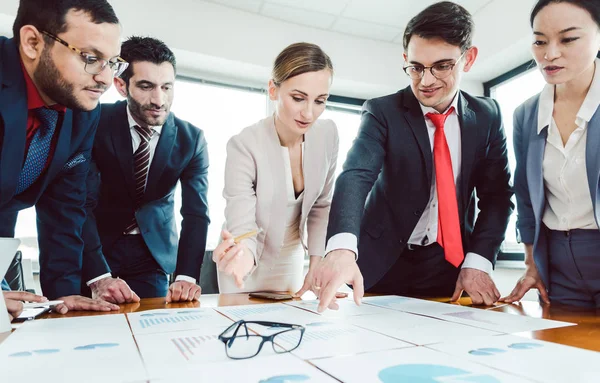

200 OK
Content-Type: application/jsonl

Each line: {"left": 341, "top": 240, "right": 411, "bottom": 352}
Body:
{"left": 537, "top": 83, "right": 554, "bottom": 135}
{"left": 419, "top": 91, "right": 460, "bottom": 117}
{"left": 126, "top": 105, "right": 163, "bottom": 135}
{"left": 578, "top": 57, "right": 600, "bottom": 123}
{"left": 537, "top": 57, "right": 600, "bottom": 134}
{"left": 20, "top": 59, "right": 67, "bottom": 113}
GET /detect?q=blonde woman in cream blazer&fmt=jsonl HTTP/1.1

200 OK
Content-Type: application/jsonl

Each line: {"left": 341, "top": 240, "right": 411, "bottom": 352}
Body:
{"left": 213, "top": 42, "right": 340, "bottom": 295}
{"left": 217, "top": 115, "right": 338, "bottom": 293}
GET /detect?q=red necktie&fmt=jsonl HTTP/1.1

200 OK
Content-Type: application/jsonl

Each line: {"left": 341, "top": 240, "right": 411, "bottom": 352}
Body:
{"left": 426, "top": 107, "right": 464, "bottom": 267}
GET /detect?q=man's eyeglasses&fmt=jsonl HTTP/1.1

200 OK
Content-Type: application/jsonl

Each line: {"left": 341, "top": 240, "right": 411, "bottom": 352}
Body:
{"left": 403, "top": 51, "right": 467, "bottom": 80}
{"left": 218, "top": 320, "right": 305, "bottom": 359}
{"left": 41, "top": 31, "right": 129, "bottom": 77}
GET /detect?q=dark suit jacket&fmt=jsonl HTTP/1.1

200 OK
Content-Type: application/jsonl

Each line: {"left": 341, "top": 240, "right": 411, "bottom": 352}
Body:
{"left": 82, "top": 100, "right": 210, "bottom": 282}
{"left": 0, "top": 37, "right": 100, "bottom": 299}
{"left": 327, "top": 87, "right": 514, "bottom": 290}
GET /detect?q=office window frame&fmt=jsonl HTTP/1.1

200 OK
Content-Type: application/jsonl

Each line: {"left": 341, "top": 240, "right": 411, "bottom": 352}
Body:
{"left": 484, "top": 60, "right": 540, "bottom": 262}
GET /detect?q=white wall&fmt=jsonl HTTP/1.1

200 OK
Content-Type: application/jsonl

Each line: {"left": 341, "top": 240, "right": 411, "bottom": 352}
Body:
{"left": 0, "top": 0, "right": 484, "bottom": 98}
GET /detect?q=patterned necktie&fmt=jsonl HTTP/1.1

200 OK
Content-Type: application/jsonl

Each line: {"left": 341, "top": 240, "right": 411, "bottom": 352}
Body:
{"left": 426, "top": 107, "right": 464, "bottom": 267}
{"left": 124, "top": 125, "right": 154, "bottom": 234}
{"left": 16, "top": 107, "right": 60, "bottom": 194}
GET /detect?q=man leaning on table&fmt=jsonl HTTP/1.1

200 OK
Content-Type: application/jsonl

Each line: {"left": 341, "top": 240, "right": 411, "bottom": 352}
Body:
{"left": 81, "top": 37, "right": 209, "bottom": 303}
{"left": 0, "top": 0, "right": 127, "bottom": 315}
{"left": 313, "top": 1, "right": 513, "bottom": 311}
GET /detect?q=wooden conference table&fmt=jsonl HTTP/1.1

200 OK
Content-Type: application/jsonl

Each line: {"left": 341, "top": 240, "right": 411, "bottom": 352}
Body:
{"left": 2, "top": 294, "right": 599, "bottom": 352}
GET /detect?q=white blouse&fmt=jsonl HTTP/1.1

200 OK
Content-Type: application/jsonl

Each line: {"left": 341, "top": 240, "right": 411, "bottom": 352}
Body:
{"left": 539, "top": 58, "right": 600, "bottom": 231}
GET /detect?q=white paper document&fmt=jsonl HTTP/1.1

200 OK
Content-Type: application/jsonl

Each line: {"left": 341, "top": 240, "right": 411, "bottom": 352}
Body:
{"left": 285, "top": 298, "right": 393, "bottom": 318}
{"left": 150, "top": 353, "right": 338, "bottom": 382}
{"left": 429, "top": 334, "right": 600, "bottom": 383}
{"left": 0, "top": 315, "right": 147, "bottom": 383}
{"left": 135, "top": 326, "right": 244, "bottom": 379}
{"left": 127, "top": 308, "right": 233, "bottom": 335}
{"left": 272, "top": 321, "right": 413, "bottom": 359}
{"left": 363, "top": 295, "right": 575, "bottom": 333}
{"left": 312, "top": 346, "right": 534, "bottom": 383}
{"left": 347, "top": 310, "right": 499, "bottom": 345}
{"left": 215, "top": 303, "right": 322, "bottom": 325}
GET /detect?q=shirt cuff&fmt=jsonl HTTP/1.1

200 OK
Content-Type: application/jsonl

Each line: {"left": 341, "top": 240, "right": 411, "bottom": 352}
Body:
{"left": 86, "top": 273, "right": 112, "bottom": 286}
{"left": 325, "top": 233, "right": 358, "bottom": 260}
{"left": 462, "top": 252, "right": 493, "bottom": 275}
{"left": 175, "top": 275, "right": 196, "bottom": 284}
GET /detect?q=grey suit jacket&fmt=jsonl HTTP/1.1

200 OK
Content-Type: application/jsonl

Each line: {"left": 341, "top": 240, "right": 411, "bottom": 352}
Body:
{"left": 514, "top": 94, "right": 600, "bottom": 287}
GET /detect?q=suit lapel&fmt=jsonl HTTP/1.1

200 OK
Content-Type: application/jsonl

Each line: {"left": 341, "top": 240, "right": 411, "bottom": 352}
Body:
{"left": 145, "top": 114, "right": 176, "bottom": 201}
{"left": 526, "top": 99, "right": 547, "bottom": 223}
{"left": 457, "top": 92, "right": 477, "bottom": 212}
{"left": 585, "top": 107, "right": 600, "bottom": 223}
{"left": 39, "top": 111, "right": 73, "bottom": 189}
{"left": 266, "top": 116, "right": 286, "bottom": 235}
{"left": 110, "top": 103, "right": 135, "bottom": 202}
{"left": 301, "top": 123, "right": 320, "bottom": 217}
{"left": 403, "top": 89, "right": 433, "bottom": 185}
{"left": 0, "top": 39, "right": 27, "bottom": 205}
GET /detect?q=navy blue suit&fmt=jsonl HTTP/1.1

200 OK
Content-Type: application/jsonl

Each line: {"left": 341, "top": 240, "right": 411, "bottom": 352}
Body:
{"left": 0, "top": 37, "right": 100, "bottom": 299}
{"left": 82, "top": 101, "right": 209, "bottom": 294}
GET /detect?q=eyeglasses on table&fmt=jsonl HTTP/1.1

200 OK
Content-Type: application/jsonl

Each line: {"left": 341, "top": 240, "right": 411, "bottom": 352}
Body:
{"left": 218, "top": 320, "right": 305, "bottom": 360}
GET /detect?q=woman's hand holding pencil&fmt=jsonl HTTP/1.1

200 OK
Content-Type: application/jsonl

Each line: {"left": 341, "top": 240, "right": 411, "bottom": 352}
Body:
{"left": 212, "top": 229, "right": 262, "bottom": 288}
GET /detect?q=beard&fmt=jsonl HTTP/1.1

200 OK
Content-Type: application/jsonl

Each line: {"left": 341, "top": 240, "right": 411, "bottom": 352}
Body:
{"left": 126, "top": 90, "right": 171, "bottom": 127}
{"left": 33, "top": 45, "right": 106, "bottom": 111}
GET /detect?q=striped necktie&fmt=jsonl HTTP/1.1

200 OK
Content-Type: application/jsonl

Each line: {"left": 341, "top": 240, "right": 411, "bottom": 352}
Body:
{"left": 124, "top": 125, "right": 154, "bottom": 234}
{"left": 16, "top": 107, "right": 60, "bottom": 194}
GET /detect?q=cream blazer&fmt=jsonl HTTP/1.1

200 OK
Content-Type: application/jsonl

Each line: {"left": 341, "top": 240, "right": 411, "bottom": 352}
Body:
{"left": 221, "top": 115, "right": 339, "bottom": 271}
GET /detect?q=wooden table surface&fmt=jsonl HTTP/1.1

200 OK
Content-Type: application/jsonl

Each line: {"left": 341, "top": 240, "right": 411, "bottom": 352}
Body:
{"left": 2, "top": 294, "right": 599, "bottom": 352}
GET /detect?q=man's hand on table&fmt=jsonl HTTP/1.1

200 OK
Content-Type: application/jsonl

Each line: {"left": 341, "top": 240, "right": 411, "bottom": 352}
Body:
{"left": 54, "top": 295, "right": 119, "bottom": 314}
{"left": 90, "top": 277, "right": 140, "bottom": 304}
{"left": 451, "top": 268, "right": 500, "bottom": 306}
{"left": 313, "top": 249, "right": 364, "bottom": 313}
{"left": 166, "top": 281, "right": 201, "bottom": 303}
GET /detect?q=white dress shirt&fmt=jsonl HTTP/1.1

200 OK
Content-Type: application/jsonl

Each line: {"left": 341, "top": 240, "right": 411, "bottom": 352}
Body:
{"left": 540, "top": 58, "right": 600, "bottom": 231}
{"left": 325, "top": 92, "right": 492, "bottom": 275}
{"left": 87, "top": 107, "right": 195, "bottom": 286}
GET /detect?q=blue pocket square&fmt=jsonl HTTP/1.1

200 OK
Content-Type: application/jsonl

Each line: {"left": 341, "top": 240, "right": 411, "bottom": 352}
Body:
{"left": 62, "top": 153, "right": 88, "bottom": 170}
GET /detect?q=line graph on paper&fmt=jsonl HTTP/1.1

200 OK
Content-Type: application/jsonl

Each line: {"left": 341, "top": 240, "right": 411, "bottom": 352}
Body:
{"left": 171, "top": 335, "right": 220, "bottom": 361}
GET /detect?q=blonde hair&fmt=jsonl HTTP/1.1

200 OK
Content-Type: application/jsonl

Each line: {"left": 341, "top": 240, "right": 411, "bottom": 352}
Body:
{"left": 272, "top": 42, "right": 333, "bottom": 86}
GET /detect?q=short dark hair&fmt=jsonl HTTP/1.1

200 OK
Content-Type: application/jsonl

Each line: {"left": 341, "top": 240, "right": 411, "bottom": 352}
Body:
{"left": 12, "top": 0, "right": 119, "bottom": 45}
{"left": 403, "top": 1, "right": 474, "bottom": 53}
{"left": 118, "top": 36, "right": 177, "bottom": 85}
{"left": 530, "top": 0, "right": 600, "bottom": 28}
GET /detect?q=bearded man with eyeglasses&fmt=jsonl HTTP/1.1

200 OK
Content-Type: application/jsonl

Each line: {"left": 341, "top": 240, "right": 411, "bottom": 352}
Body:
{"left": 0, "top": 0, "right": 127, "bottom": 315}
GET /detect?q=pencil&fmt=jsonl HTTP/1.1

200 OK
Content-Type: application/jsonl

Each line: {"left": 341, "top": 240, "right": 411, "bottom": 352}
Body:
{"left": 233, "top": 228, "right": 263, "bottom": 243}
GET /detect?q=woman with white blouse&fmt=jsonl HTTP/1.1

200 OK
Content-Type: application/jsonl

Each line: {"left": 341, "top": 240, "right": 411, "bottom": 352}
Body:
{"left": 212, "top": 42, "right": 340, "bottom": 295}
{"left": 503, "top": 0, "right": 600, "bottom": 307}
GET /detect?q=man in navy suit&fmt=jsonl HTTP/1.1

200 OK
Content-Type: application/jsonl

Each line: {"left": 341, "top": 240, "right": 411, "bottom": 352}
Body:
{"left": 314, "top": 1, "right": 513, "bottom": 311}
{"left": 0, "top": 0, "right": 126, "bottom": 312}
{"left": 83, "top": 37, "right": 210, "bottom": 302}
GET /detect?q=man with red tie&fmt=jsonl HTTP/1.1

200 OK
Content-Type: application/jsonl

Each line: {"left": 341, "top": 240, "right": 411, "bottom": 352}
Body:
{"left": 314, "top": 1, "right": 513, "bottom": 311}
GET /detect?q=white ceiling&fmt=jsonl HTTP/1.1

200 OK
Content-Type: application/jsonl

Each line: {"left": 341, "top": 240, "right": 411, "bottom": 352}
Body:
{"left": 204, "top": 0, "right": 538, "bottom": 84}
{"left": 206, "top": 0, "right": 494, "bottom": 44}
